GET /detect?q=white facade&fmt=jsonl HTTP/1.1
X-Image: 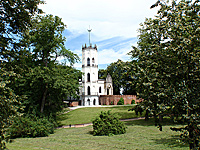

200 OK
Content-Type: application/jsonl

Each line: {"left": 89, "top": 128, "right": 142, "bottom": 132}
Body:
{"left": 79, "top": 43, "right": 113, "bottom": 106}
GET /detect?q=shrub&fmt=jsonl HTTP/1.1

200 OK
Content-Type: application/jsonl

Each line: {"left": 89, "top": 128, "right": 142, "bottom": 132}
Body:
{"left": 134, "top": 105, "right": 143, "bottom": 116}
{"left": 110, "top": 101, "right": 113, "bottom": 105}
{"left": 92, "top": 111, "right": 126, "bottom": 136}
{"left": 117, "top": 97, "right": 124, "bottom": 105}
{"left": 131, "top": 99, "right": 135, "bottom": 104}
{"left": 7, "top": 115, "right": 54, "bottom": 138}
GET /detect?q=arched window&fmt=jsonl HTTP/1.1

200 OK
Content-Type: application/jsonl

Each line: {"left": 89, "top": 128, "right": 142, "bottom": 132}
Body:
{"left": 99, "top": 87, "right": 101, "bottom": 93}
{"left": 107, "top": 88, "right": 109, "bottom": 95}
{"left": 87, "top": 86, "right": 90, "bottom": 95}
{"left": 87, "top": 73, "right": 90, "bottom": 82}
{"left": 87, "top": 58, "right": 90, "bottom": 66}
{"left": 87, "top": 99, "right": 90, "bottom": 106}
{"left": 93, "top": 99, "right": 96, "bottom": 105}
{"left": 92, "top": 58, "right": 95, "bottom": 63}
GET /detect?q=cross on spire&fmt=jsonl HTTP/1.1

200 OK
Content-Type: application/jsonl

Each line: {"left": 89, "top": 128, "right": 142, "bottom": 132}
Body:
{"left": 87, "top": 25, "right": 92, "bottom": 45}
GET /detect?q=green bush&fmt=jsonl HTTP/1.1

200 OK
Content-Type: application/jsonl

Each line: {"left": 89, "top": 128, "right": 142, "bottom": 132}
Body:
{"left": 92, "top": 111, "right": 126, "bottom": 136}
{"left": 7, "top": 116, "right": 54, "bottom": 138}
{"left": 131, "top": 99, "right": 135, "bottom": 104}
{"left": 117, "top": 97, "right": 124, "bottom": 105}
{"left": 110, "top": 101, "right": 113, "bottom": 105}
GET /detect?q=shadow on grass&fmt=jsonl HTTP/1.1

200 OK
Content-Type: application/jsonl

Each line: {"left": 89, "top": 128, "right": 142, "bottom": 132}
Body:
{"left": 153, "top": 135, "right": 188, "bottom": 149}
{"left": 56, "top": 113, "right": 71, "bottom": 126}
{"left": 111, "top": 105, "right": 135, "bottom": 110}
{"left": 124, "top": 118, "right": 184, "bottom": 126}
{"left": 115, "top": 112, "right": 144, "bottom": 120}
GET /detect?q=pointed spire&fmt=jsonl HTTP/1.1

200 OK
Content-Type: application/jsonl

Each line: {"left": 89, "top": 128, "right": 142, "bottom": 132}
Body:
{"left": 87, "top": 25, "right": 92, "bottom": 45}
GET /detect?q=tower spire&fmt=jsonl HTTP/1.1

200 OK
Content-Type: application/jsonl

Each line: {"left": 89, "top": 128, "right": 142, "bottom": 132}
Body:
{"left": 87, "top": 25, "right": 92, "bottom": 45}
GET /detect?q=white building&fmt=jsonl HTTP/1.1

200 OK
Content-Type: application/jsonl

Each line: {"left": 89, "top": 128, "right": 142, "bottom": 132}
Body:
{"left": 79, "top": 43, "right": 113, "bottom": 106}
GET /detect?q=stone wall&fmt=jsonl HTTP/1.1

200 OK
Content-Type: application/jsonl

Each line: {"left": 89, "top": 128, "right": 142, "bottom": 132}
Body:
{"left": 99, "top": 95, "right": 143, "bottom": 105}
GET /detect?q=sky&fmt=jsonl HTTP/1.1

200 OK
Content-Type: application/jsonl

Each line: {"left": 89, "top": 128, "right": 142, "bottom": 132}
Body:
{"left": 39, "top": 0, "right": 159, "bottom": 70}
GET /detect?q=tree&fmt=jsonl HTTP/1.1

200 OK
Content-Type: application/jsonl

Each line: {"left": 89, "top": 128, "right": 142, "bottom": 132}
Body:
{"left": 99, "top": 60, "right": 136, "bottom": 95}
{"left": 0, "top": 69, "right": 20, "bottom": 149}
{"left": 129, "top": 0, "right": 200, "bottom": 149}
{"left": 0, "top": 0, "right": 44, "bottom": 64}
{"left": 0, "top": 0, "right": 44, "bottom": 149}
{"left": 20, "top": 14, "right": 80, "bottom": 115}
{"left": 23, "top": 65, "right": 81, "bottom": 117}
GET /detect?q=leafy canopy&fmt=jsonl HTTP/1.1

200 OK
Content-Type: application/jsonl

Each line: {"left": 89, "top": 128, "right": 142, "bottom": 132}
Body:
{"left": 128, "top": 0, "right": 200, "bottom": 149}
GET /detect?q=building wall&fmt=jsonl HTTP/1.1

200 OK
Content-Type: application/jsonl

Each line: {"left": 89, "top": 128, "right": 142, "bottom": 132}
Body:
{"left": 82, "top": 95, "right": 99, "bottom": 106}
{"left": 100, "top": 95, "right": 143, "bottom": 105}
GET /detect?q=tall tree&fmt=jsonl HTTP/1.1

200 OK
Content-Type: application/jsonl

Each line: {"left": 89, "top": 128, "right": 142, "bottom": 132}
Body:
{"left": 0, "top": 69, "right": 20, "bottom": 149}
{"left": 99, "top": 60, "right": 136, "bottom": 95}
{"left": 23, "top": 14, "right": 80, "bottom": 115}
{"left": 0, "top": 0, "right": 44, "bottom": 149}
{"left": 129, "top": 0, "right": 200, "bottom": 149}
{"left": 105, "top": 59, "right": 125, "bottom": 95}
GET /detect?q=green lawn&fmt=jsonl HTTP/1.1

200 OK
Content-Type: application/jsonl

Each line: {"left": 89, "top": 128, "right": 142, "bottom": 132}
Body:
{"left": 6, "top": 106, "right": 189, "bottom": 149}
{"left": 57, "top": 105, "right": 143, "bottom": 126}
{"left": 7, "top": 118, "right": 188, "bottom": 150}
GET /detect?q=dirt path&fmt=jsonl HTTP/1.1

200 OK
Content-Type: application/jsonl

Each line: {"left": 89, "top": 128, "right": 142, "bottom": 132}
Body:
{"left": 57, "top": 117, "right": 145, "bottom": 129}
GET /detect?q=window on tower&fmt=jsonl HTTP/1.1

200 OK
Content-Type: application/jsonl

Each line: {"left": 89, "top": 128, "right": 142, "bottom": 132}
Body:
{"left": 87, "top": 86, "right": 90, "bottom": 95}
{"left": 99, "top": 87, "right": 101, "bottom": 93}
{"left": 87, "top": 73, "right": 90, "bottom": 82}
{"left": 92, "top": 58, "right": 95, "bottom": 63}
{"left": 87, "top": 58, "right": 90, "bottom": 66}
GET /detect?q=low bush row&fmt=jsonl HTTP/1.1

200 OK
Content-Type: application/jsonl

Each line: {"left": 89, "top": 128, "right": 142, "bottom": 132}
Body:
{"left": 7, "top": 115, "right": 54, "bottom": 138}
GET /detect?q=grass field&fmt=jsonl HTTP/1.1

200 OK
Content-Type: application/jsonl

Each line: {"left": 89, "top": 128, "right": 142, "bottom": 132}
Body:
{"left": 6, "top": 106, "right": 189, "bottom": 150}
{"left": 57, "top": 105, "right": 143, "bottom": 126}
{"left": 7, "top": 118, "right": 188, "bottom": 150}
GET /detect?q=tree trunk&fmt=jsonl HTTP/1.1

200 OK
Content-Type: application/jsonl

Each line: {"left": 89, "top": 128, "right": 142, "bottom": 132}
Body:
{"left": 188, "top": 122, "right": 194, "bottom": 150}
{"left": 41, "top": 86, "right": 48, "bottom": 113}
{"left": 159, "top": 114, "right": 163, "bottom": 122}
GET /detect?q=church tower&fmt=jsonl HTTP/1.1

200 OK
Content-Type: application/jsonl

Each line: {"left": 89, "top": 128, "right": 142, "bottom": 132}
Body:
{"left": 81, "top": 27, "right": 99, "bottom": 106}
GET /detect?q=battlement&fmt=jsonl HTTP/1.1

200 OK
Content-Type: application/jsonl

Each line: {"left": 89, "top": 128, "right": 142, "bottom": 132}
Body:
{"left": 82, "top": 43, "right": 97, "bottom": 50}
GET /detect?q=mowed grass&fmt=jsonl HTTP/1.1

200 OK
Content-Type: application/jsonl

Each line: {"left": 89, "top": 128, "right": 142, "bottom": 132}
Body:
{"left": 7, "top": 118, "right": 188, "bottom": 150}
{"left": 57, "top": 105, "right": 143, "bottom": 126}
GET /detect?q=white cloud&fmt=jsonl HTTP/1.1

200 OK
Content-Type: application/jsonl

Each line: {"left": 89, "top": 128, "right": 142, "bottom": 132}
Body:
{"left": 39, "top": 0, "right": 159, "bottom": 69}
{"left": 39, "top": 0, "right": 158, "bottom": 38}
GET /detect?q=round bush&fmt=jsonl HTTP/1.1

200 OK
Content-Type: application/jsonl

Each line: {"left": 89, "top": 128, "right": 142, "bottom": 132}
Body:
{"left": 92, "top": 111, "right": 126, "bottom": 136}
{"left": 131, "top": 99, "right": 135, "bottom": 104}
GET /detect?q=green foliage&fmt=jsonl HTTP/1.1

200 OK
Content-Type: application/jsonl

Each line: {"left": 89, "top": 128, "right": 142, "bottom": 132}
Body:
{"left": 129, "top": 105, "right": 143, "bottom": 116}
{"left": 0, "top": 69, "right": 20, "bottom": 149}
{"left": 22, "top": 65, "right": 81, "bottom": 117}
{"left": 0, "top": 0, "right": 44, "bottom": 52}
{"left": 24, "top": 14, "right": 80, "bottom": 115}
{"left": 1, "top": 14, "right": 82, "bottom": 119}
{"left": 117, "top": 97, "right": 124, "bottom": 105}
{"left": 131, "top": 99, "right": 135, "bottom": 104}
{"left": 92, "top": 111, "right": 126, "bottom": 136}
{"left": 129, "top": 0, "right": 200, "bottom": 149}
{"left": 7, "top": 116, "right": 54, "bottom": 138}
{"left": 98, "top": 60, "right": 136, "bottom": 95}
{"left": 1, "top": 1, "right": 81, "bottom": 148}
{"left": 29, "top": 14, "right": 80, "bottom": 67}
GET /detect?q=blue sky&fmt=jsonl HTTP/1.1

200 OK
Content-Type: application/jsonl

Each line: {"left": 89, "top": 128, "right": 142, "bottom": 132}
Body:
{"left": 39, "top": 0, "right": 158, "bottom": 69}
